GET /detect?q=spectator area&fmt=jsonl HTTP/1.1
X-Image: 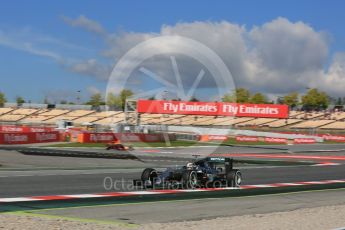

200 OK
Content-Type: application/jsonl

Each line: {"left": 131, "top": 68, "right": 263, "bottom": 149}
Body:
{"left": 290, "top": 120, "right": 335, "bottom": 129}
{"left": 0, "top": 105, "right": 344, "bottom": 131}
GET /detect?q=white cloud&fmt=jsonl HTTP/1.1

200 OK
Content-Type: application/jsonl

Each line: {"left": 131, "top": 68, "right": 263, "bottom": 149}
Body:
{"left": 67, "top": 59, "right": 111, "bottom": 80}
{"left": 101, "top": 18, "right": 345, "bottom": 97}
{"left": 321, "top": 53, "right": 345, "bottom": 95}
{"left": 87, "top": 86, "right": 102, "bottom": 95}
{"left": 0, "top": 29, "right": 61, "bottom": 60}
{"left": 4, "top": 16, "right": 345, "bottom": 98}
{"left": 61, "top": 15, "right": 106, "bottom": 35}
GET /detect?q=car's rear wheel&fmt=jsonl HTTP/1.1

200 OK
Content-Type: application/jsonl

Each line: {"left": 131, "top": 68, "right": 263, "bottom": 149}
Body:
{"left": 182, "top": 171, "right": 198, "bottom": 189}
{"left": 226, "top": 169, "right": 242, "bottom": 187}
{"left": 141, "top": 168, "right": 158, "bottom": 188}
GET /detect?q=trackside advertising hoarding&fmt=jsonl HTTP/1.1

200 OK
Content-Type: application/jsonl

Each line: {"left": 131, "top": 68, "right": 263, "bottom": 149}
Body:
{"left": 137, "top": 100, "right": 289, "bottom": 118}
{"left": 0, "top": 132, "right": 60, "bottom": 144}
{"left": 77, "top": 133, "right": 176, "bottom": 143}
{"left": 0, "top": 125, "right": 54, "bottom": 133}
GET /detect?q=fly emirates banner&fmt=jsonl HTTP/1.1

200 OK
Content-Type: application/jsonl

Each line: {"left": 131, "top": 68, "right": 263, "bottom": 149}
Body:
{"left": 137, "top": 100, "right": 289, "bottom": 118}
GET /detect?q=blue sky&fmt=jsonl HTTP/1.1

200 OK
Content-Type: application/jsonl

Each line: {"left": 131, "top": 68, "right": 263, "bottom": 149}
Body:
{"left": 1, "top": 0, "right": 345, "bottom": 103}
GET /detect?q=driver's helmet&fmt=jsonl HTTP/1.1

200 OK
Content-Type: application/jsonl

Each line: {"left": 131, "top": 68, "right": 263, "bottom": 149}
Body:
{"left": 186, "top": 162, "right": 194, "bottom": 169}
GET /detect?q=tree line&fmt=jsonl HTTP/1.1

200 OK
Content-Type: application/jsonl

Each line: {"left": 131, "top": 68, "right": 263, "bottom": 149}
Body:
{"left": 222, "top": 88, "right": 331, "bottom": 110}
{"left": 0, "top": 88, "right": 341, "bottom": 111}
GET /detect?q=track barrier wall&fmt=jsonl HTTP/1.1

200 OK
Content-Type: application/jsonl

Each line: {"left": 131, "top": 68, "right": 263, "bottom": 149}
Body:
{"left": 77, "top": 133, "right": 176, "bottom": 143}
{"left": 0, "top": 132, "right": 60, "bottom": 144}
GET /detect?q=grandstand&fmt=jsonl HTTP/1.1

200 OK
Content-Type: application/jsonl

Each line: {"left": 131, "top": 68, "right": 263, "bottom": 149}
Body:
{"left": 288, "top": 111, "right": 304, "bottom": 118}
{"left": 264, "top": 119, "right": 302, "bottom": 128}
{"left": 9, "top": 108, "right": 38, "bottom": 115}
{"left": 21, "top": 115, "right": 54, "bottom": 123}
{"left": 0, "top": 108, "right": 14, "bottom": 115}
{"left": 0, "top": 114, "right": 26, "bottom": 122}
{"left": 290, "top": 120, "right": 335, "bottom": 129}
{"left": 330, "top": 112, "right": 345, "bottom": 120}
{"left": 39, "top": 109, "right": 69, "bottom": 116}
{"left": 236, "top": 118, "right": 278, "bottom": 127}
{"left": 1, "top": 103, "right": 345, "bottom": 132}
{"left": 213, "top": 117, "right": 254, "bottom": 126}
{"left": 320, "top": 121, "right": 345, "bottom": 130}
{"left": 294, "top": 111, "right": 325, "bottom": 120}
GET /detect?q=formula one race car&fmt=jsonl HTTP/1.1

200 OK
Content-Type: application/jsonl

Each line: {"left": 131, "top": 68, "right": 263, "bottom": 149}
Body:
{"left": 106, "top": 143, "right": 134, "bottom": 151}
{"left": 133, "top": 157, "right": 242, "bottom": 189}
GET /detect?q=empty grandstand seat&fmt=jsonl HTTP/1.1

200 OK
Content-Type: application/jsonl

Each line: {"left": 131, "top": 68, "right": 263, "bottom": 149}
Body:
{"left": 39, "top": 109, "right": 69, "bottom": 116}
{"left": 236, "top": 118, "right": 278, "bottom": 127}
{"left": 320, "top": 121, "right": 345, "bottom": 129}
{"left": 214, "top": 117, "right": 254, "bottom": 126}
{"left": 10, "top": 108, "right": 38, "bottom": 115}
{"left": 0, "top": 114, "right": 26, "bottom": 122}
{"left": 43, "top": 115, "right": 79, "bottom": 124}
{"left": 290, "top": 120, "right": 335, "bottom": 129}
{"left": 0, "top": 108, "right": 14, "bottom": 115}
{"left": 64, "top": 110, "right": 95, "bottom": 117}
{"left": 265, "top": 119, "right": 302, "bottom": 128}
{"left": 21, "top": 115, "right": 54, "bottom": 123}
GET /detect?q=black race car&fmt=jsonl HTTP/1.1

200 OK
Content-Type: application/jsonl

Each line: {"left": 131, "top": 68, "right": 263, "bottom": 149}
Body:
{"left": 133, "top": 157, "right": 242, "bottom": 189}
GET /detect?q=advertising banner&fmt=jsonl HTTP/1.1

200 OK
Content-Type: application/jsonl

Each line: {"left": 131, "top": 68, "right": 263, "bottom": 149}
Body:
{"left": 0, "top": 132, "right": 59, "bottom": 144}
{"left": 319, "top": 134, "right": 345, "bottom": 142}
{"left": 208, "top": 135, "right": 228, "bottom": 141}
{"left": 293, "top": 138, "right": 316, "bottom": 144}
{"left": 0, "top": 125, "right": 54, "bottom": 133}
{"left": 236, "top": 136, "right": 259, "bottom": 142}
{"left": 77, "top": 133, "right": 176, "bottom": 143}
{"left": 264, "top": 137, "right": 288, "bottom": 144}
{"left": 137, "top": 100, "right": 289, "bottom": 118}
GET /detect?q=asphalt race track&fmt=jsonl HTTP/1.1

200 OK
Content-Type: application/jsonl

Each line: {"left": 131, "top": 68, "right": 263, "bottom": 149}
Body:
{"left": 1, "top": 144, "right": 345, "bottom": 197}
{"left": 1, "top": 143, "right": 345, "bottom": 225}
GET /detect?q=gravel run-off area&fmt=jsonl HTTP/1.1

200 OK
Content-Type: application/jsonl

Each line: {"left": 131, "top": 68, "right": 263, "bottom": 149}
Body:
{"left": 1, "top": 204, "right": 345, "bottom": 230}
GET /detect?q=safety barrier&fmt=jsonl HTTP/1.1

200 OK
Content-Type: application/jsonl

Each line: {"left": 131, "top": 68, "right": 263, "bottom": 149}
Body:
{"left": 0, "top": 125, "right": 54, "bottom": 133}
{"left": 0, "top": 131, "right": 60, "bottom": 144}
{"left": 76, "top": 133, "right": 176, "bottom": 143}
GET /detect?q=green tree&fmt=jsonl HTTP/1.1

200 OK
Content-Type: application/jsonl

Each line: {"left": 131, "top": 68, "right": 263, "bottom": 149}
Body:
{"left": 106, "top": 92, "right": 121, "bottom": 108}
{"left": 87, "top": 93, "right": 104, "bottom": 107}
{"left": 283, "top": 92, "right": 299, "bottom": 108}
{"left": 189, "top": 97, "right": 199, "bottom": 102}
{"left": 0, "top": 92, "right": 7, "bottom": 107}
{"left": 250, "top": 93, "right": 267, "bottom": 104}
{"left": 301, "top": 88, "right": 329, "bottom": 110}
{"left": 120, "top": 89, "right": 133, "bottom": 111}
{"left": 222, "top": 88, "right": 251, "bottom": 103}
{"left": 336, "top": 97, "right": 342, "bottom": 105}
{"left": 16, "top": 96, "right": 25, "bottom": 106}
{"left": 222, "top": 93, "right": 236, "bottom": 103}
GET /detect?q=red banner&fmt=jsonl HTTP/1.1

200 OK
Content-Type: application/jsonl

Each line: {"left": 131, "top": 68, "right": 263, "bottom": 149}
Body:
{"left": 137, "top": 100, "right": 289, "bottom": 118}
{"left": 264, "top": 137, "right": 288, "bottom": 144}
{"left": 293, "top": 138, "right": 316, "bottom": 144}
{"left": 0, "top": 132, "right": 60, "bottom": 144}
{"left": 208, "top": 135, "right": 228, "bottom": 141}
{"left": 78, "top": 133, "right": 176, "bottom": 143}
{"left": 236, "top": 136, "right": 259, "bottom": 142}
{"left": 319, "top": 134, "right": 345, "bottom": 142}
{"left": 0, "top": 125, "right": 54, "bottom": 133}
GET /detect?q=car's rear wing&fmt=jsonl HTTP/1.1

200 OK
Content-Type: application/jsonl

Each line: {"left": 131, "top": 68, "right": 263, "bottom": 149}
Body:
{"left": 205, "top": 157, "right": 234, "bottom": 172}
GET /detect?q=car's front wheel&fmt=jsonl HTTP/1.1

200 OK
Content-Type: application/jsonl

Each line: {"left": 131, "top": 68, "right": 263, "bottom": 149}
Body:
{"left": 182, "top": 171, "right": 198, "bottom": 189}
{"left": 141, "top": 168, "right": 158, "bottom": 188}
{"left": 226, "top": 169, "right": 242, "bottom": 187}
